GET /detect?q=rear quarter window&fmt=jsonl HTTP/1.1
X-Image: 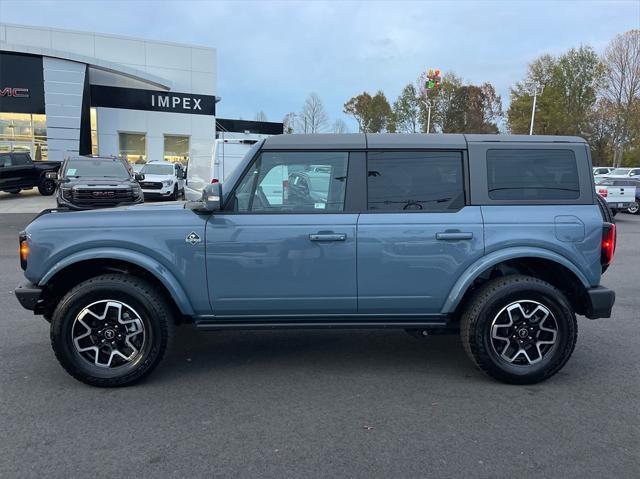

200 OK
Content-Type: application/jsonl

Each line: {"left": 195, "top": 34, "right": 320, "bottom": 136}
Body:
{"left": 487, "top": 149, "right": 579, "bottom": 201}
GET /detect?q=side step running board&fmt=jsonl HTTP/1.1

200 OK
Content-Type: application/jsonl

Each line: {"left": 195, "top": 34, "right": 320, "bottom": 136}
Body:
{"left": 195, "top": 318, "right": 450, "bottom": 331}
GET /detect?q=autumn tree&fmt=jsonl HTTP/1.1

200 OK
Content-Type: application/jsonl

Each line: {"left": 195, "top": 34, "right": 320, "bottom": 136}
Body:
{"left": 507, "top": 47, "right": 602, "bottom": 136}
{"left": 344, "top": 91, "right": 394, "bottom": 133}
{"left": 393, "top": 84, "right": 421, "bottom": 133}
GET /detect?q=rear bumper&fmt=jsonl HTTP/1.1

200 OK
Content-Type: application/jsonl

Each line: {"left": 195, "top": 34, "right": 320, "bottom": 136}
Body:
{"left": 15, "top": 281, "right": 43, "bottom": 311}
{"left": 585, "top": 286, "right": 615, "bottom": 319}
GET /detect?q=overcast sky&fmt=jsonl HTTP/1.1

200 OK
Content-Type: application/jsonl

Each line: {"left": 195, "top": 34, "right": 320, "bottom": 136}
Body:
{"left": 1, "top": 0, "right": 638, "bottom": 130}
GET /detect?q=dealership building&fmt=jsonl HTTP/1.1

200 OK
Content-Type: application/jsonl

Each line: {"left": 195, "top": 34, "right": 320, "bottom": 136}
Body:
{"left": 0, "top": 23, "right": 218, "bottom": 164}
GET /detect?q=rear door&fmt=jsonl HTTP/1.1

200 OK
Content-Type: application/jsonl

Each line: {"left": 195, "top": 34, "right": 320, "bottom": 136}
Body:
{"left": 0, "top": 153, "right": 25, "bottom": 190}
{"left": 11, "top": 153, "right": 34, "bottom": 187}
{"left": 357, "top": 150, "right": 484, "bottom": 315}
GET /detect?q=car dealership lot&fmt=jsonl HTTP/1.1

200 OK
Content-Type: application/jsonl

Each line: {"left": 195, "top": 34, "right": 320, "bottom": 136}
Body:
{"left": 1, "top": 213, "right": 638, "bottom": 478}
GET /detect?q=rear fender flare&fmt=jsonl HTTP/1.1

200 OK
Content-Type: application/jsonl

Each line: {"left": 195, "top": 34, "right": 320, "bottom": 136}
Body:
{"left": 442, "top": 247, "right": 591, "bottom": 314}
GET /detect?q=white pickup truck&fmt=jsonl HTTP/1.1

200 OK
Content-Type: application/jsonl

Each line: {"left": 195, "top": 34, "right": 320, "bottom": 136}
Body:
{"left": 595, "top": 177, "right": 637, "bottom": 215}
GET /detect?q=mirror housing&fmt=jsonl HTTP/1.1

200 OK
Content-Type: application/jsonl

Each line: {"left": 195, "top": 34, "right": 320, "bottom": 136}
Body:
{"left": 134, "top": 172, "right": 145, "bottom": 181}
{"left": 186, "top": 183, "right": 222, "bottom": 213}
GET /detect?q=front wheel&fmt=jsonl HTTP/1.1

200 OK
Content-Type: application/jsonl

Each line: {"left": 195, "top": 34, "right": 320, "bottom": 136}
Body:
{"left": 170, "top": 185, "right": 178, "bottom": 200}
{"left": 38, "top": 178, "right": 56, "bottom": 196}
{"left": 50, "top": 274, "right": 174, "bottom": 387}
{"left": 460, "top": 275, "right": 577, "bottom": 385}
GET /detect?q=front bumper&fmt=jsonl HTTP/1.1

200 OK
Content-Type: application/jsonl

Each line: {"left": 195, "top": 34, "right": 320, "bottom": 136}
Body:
{"left": 15, "top": 281, "right": 43, "bottom": 311}
{"left": 585, "top": 286, "right": 615, "bottom": 319}
{"left": 142, "top": 187, "right": 175, "bottom": 198}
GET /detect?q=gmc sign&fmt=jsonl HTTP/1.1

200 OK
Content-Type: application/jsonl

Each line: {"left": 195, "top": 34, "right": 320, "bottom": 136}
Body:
{"left": 0, "top": 87, "right": 30, "bottom": 98}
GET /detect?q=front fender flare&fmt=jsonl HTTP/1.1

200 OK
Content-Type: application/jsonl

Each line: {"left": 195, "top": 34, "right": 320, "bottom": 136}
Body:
{"left": 39, "top": 247, "right": 195, "bottom": 316}
{"left": 441, "top": 247, "right": 591, "bottom": 314}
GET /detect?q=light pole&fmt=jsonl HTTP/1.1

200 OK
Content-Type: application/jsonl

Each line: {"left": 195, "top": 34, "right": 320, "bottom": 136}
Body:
{"left": 424, "top": 99, "right": 432, "bottom": 134}
{"left": 526, "top": 82, "right": 543, "bottom": 135}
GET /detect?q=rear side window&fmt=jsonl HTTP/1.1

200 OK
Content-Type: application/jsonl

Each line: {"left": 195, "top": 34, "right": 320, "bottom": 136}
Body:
{"left": 487, "top": 149, "right": 579, "bottom": 200}
{"left": 11, "top": 154, "right": 30, "bottom": 166}
{"left": 367, "top": 151, "right": 464, "bottom": 211}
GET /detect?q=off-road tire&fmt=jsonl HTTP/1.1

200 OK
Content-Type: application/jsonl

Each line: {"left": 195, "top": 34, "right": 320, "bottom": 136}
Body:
{"left": 50, "top": 274, "right": 174, "bottom": 387}
{"left": 38, "top": 178, "right": 56, "bottom": 196}
{"left": 460, "top": 275, "right": 577, "bottom": 385}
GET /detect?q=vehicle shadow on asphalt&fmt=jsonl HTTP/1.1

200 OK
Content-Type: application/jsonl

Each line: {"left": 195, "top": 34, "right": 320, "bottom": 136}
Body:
{"left": 155, "top": 326, "right": 481, "bottom": 383}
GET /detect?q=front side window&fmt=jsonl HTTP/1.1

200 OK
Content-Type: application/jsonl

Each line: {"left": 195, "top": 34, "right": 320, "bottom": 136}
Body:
{"left": 487, "top": 149, "right": 579, "bottom": 201}
{"left": 232, "top": 151, "right": 348, "bottom": 213}
{"left": 367, "top": 151, "right": 464, "bottom": 211}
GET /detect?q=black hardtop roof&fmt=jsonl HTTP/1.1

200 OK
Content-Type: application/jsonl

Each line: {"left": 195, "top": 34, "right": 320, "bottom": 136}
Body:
{"left": 262, "top": 133, "right": 587, "bottom": 150}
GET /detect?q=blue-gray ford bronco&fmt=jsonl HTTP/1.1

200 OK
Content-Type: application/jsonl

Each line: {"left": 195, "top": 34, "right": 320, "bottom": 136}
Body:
{"left": 15, "top": 134, "right": 617, "bottom": 387}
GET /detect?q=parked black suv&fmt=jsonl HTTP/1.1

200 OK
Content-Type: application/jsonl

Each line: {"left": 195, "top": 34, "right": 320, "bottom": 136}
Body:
{"left": 0, "top": 152, "right": 61, "bottom": 195}
{"left": 54, "top": 156, "right": 144, "bottom": 210}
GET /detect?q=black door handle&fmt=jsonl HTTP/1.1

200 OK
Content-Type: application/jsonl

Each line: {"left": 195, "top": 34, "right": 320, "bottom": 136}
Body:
{"left": 309, "top": 233, "right": 346, "bottom": 242}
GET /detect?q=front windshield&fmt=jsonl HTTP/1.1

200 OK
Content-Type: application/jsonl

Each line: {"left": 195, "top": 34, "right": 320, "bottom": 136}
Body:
{"left": 64, "top": 159, "right": 129, "bottom": 179}
{"left": 141, "top": 164, "right": 174, "bottom": 175}
{"left": 610, "top": 168, "right": 630, "bottom": 175}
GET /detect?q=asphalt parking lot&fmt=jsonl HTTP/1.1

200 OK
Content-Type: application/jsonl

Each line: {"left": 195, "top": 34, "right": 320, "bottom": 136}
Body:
{"left": 1, "top": 209, "right": 638, "bottom": 478}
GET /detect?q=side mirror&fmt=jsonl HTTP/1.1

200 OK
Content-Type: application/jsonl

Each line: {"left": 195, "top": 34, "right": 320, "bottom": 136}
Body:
{"left": 135, "top": 172, "right": 145, "bottom": 181}
{"left": 186, "top": 183, "right": 222, "bottom": 213}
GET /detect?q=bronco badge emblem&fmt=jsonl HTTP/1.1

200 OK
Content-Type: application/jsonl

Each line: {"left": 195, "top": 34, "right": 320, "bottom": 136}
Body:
{"left": 186, "top": 232, "right": 201, "bottom": 245}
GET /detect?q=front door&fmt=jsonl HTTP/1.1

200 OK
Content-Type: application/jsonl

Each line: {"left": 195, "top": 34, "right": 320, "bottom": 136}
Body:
{"left": 206, "top": 150, "right": 357, "bottom": 316}
{"left": 357, "top": 150, "right": 484, "bottom": 315}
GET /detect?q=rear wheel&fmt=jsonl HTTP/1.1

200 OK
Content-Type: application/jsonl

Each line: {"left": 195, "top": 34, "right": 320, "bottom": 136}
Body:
{"left": 50, "top": 274, "right": 174, "bottom": 387}
{"left": 460, "top": 275, "right": 577, "bottom": 384}
{"left": 38, "top": 178, "right": 56, "bottom": 196}
{"left": 627, "top": 201, "right": 639, "bottom": 215}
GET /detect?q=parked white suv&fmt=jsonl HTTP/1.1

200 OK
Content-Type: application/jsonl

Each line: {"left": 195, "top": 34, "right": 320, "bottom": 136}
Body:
{"left": 138, "top": 161, "right": 185, "bottom": 200}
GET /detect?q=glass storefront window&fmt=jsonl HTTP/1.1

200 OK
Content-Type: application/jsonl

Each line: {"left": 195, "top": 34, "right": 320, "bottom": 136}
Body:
{"left": 164, "top": 135, "right": 190, "bottom": 165}
{"left": 90, "top": 108, "right": 98, "bottom": 156}
{"left": 119, "top": 132, "right": 146, "bottom": 164}
{"left": 0, "top": 112, "right": 48, "bottom": 159}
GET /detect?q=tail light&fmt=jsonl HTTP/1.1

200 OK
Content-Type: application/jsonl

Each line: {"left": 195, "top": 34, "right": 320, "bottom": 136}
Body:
{"left": 598, "top": 188, "right": 608, "bottom": 198}
{"left": 601, "top": 222, "right": 616, "bottom": 270}
{"left": 211, "top": 178, "right": 219, "bottom": 184}
{"left": 19, "top": 231, "right": 28, "bottom": 271}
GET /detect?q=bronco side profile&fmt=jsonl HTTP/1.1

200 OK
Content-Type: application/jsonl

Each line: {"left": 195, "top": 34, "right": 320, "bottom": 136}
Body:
{"left": 15, "top": 134, "right": 616, "bottom": 387}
